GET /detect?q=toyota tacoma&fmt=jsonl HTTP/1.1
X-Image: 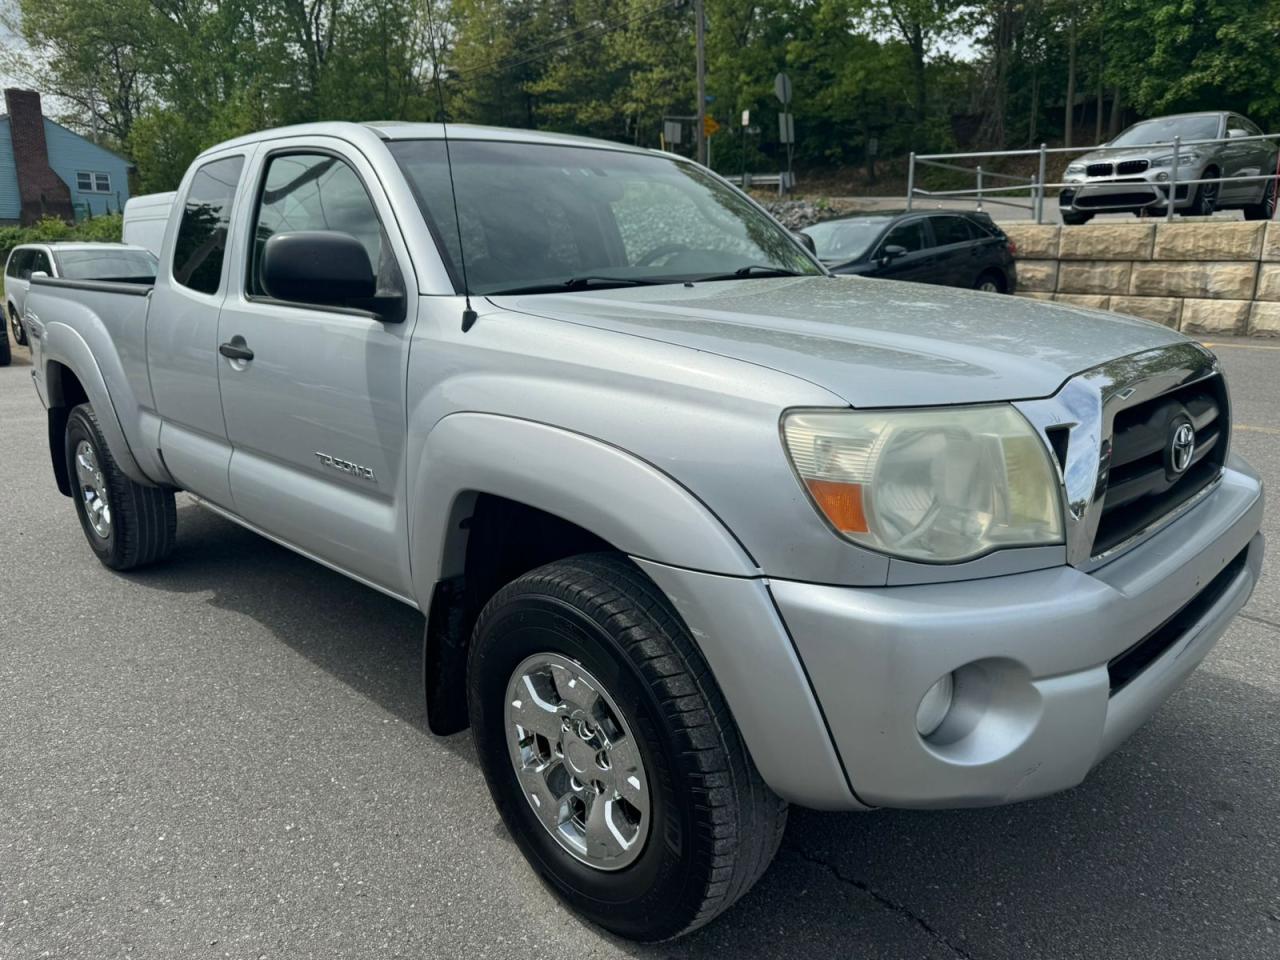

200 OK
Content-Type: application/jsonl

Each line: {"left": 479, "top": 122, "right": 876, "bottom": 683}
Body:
{"left": 22, "top": 122, "right": 1264, "bottom": 941}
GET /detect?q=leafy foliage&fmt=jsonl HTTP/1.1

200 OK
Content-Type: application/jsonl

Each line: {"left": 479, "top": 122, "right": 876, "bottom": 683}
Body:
{"left": 3, "top": 0, "right": 1277, "bottom": 190}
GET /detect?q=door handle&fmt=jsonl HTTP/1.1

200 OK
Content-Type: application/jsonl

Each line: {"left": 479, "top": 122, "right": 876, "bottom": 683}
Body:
{"left": 218, "top": 336, "right": 254, "bottom": 362}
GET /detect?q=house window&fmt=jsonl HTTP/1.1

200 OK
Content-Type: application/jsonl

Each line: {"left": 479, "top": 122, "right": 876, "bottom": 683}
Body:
{"left": 76, "top": 172, "right": 111, "bottom": 193}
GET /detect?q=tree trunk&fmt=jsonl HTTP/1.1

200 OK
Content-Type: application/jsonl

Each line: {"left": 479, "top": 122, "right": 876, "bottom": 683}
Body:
{"left": 1109, "top": 84, "right": 1124, "bottom": 137}
{"left": 1064, "top": 15, "right": 1077, "bottom": 147}
{"left": 1095, "top": 55, "right": 1104, "bottom": 144}
{"left": 1029, "top": 66, "right": 1039, "bottom": 143}
{"left": 911, "top": 23, "right": 927, "bottom": 123}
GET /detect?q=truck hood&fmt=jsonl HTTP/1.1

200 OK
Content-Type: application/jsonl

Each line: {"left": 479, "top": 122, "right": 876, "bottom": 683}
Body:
{"left": 491, "top": 276, "right": 1188, "bottom": 407}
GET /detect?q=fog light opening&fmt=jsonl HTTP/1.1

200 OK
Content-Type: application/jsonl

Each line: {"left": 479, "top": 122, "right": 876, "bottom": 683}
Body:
{"left": 915, "top": 673, "right": 955, "bottom": 738}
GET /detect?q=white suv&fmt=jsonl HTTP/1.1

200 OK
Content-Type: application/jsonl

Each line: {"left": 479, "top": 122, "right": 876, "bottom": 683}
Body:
{"left": 5, "top": 243, "right": 157, "bottom": 348}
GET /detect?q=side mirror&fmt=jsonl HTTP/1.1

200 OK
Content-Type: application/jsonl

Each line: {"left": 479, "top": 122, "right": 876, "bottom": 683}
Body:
{"left": 794, "top": 230, "right": 817, "bottom": 255}
{"left": 880, "top": 244, "right": 908, "bottom": 264}
{"left": 262, "top": 231, "right": 381, "bottom": 311}
{"left": 1228, "top": 128, "right": 1249, "bottom": 139}
{"left": 31, "top": 270, "right": 48, "bottom": 279}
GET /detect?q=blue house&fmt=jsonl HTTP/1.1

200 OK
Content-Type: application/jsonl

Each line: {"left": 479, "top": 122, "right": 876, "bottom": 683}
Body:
{"left": 0, "top": 89, "right": 131, "bottom": 225}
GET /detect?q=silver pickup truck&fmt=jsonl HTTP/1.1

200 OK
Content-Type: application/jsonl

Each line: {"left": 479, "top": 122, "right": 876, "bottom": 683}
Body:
{"left": 24, "top": 122, "right": 1264, "bottom": 941}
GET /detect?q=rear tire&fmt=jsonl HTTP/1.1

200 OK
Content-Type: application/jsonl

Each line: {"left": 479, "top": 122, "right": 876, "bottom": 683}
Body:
{"left": 1242, "top": 179, "right": 1276, "bottom": 221}
{"left": 1061, "top": 211, "right": 1093, "bottom": 226}
{"left": 468, "top": 553, "right": 787, "bottom": 941}
{"left": 9, "top": 305, "right": 27, "bottom": 346}
{"left": 65, "top": 403, "right": 176, "bottom": 570}
{"left": 974, "top": 270, "right": 1006, "bottom": 294}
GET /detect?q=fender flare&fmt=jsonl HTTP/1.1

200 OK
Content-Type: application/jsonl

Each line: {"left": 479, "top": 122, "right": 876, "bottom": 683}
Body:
{"left": 409, "top": 412, "right": 757, "bottom": 600}
{"left": 42, "top": 322, "right": 149, "bottom": 486}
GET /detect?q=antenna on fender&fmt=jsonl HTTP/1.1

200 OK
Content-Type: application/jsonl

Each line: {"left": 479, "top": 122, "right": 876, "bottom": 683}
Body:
{"left": 423, "top": 0, "right": 478, "bottom": 333}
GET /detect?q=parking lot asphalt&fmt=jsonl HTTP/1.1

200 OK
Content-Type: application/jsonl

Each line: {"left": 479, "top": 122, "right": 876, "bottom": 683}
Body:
{"left": 2, "top": 336, "right": 1279, "bottom": 960}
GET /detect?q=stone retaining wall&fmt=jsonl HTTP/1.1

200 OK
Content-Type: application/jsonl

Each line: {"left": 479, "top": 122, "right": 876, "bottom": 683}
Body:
{"left": 1004, "top": 220, "right": 1280, "bottom": 336}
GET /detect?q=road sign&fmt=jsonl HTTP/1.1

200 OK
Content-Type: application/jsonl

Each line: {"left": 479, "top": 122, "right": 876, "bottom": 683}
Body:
{"left": 868, "top": 136, "right": 879, "bottom": 156}
{"left": 704, "top": 115, "right": 721, "bottom": 137}
{"left": 664, "top": 120, "right": 683, "bottom": 145}
{"left": 778, "top": 112, "right": 794, "bottom": 144}
{"left": 774, "top": 72, "right": 792, "bottom": 106}
{"left": 741, "top": 109, "right": 750, "bottom": 127}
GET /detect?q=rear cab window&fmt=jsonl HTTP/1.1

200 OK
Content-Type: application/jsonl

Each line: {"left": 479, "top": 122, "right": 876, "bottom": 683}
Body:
{"left": 172, "top": 155, "right": 246, "bottom": 294}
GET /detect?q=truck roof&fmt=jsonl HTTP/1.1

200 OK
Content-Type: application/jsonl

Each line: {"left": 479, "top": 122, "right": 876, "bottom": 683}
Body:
{"left": 197, "top": 121, "right": 665, "bottom": 162}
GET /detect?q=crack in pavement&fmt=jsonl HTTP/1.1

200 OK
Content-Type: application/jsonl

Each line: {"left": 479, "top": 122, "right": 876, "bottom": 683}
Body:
{"left": 792, "top": 846, "right": 977, "bottom": 960}
{"left": 1239, "top": 611, "right": 1280, "bottom": 634}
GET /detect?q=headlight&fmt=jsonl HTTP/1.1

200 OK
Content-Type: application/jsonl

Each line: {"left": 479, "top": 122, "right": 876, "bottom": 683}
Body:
{"left": 782, "top": 405, "right": 1064, "bottom": 563}
{"left": 1065, "top": 163, "right": 1085, "bottom": 176}
{"left": 1150, "top": 153, "right": 1200, "bottom": 168}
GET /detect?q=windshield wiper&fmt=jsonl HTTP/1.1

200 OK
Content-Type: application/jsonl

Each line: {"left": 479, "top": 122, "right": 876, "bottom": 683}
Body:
{"left": 488, "top": 276, "right": 664, "bottom": 296}
{"left": 689, "top": 265, "right": 807, "bottom": 282}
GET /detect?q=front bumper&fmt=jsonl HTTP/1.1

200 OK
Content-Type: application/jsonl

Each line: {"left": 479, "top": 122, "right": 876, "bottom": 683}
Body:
{"left": 1060, "top": 172, "right": 1197, "bottom": 213}
{"left": 770, "top": 455, "right": 1263, "bottom": 809}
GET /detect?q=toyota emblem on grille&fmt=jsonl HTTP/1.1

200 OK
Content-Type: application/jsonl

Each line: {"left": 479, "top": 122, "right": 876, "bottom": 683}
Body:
{"left": 1169, "top": 421, "right": 1196, "bottom": 475}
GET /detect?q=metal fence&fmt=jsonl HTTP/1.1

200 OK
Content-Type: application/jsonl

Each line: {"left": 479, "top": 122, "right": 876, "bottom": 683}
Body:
{"left": 906, "top": 132, "right": 1280, "bottom": 223}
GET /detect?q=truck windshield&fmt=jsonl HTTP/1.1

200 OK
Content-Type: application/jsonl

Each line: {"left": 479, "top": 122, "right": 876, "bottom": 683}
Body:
{"left": 55, "top": 249, "right": 159, "bottom": 282}
{"left": 388, "top": 139, "right": 822, "bottom": 294}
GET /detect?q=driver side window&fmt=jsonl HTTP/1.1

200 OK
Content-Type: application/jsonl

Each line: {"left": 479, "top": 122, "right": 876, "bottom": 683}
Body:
{"left": 249, "top": 152, "right": 401, "bottom": 298}
{"left": 880, "top": 220, "right": 927, "bottom": 254}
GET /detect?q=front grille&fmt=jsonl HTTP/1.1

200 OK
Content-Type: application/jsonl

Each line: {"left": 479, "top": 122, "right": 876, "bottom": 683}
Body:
{"left": 1117, "top": 159, "right": 1150, "bottom": 175}
{"left": 1076, "top": 190, "right": 1160, "bottom": 209}
{"left": 1092, "top": 374, "right": 1229, "bottom": 556}
{"left": 1107, "top": 546, "right": 1248, "bottom": 694}
{"left": 1086, "top": 162, "right": 1114, "bottom": 177}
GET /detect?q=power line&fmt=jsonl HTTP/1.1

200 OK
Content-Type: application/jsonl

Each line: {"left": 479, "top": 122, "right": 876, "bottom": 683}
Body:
{"left": 454, "top": 0, "right": 684, "bottom": 80}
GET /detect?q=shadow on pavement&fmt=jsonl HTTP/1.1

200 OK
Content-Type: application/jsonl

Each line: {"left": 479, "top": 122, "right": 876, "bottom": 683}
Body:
{"left": 132, "top": 502, "right": 1280, "bottom": 960}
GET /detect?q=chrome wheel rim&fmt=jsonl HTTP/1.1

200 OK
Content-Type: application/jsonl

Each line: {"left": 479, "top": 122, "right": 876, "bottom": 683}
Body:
{"left": 74, "top": 440, "right": 111, "bottom": 539}
{"left": 1202, "top": 181, "right": 1218, "bottom": 213}
{"left": 504, "top": 652, "right": 650, "bottom": 871}
{"left": 978, "top": 280, "right": 999, "bottom": 293}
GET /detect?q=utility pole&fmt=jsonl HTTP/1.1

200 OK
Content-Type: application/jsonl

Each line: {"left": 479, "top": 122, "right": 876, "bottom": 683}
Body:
{"left": 694, "top": 0, "right": 706, "bottom": 166}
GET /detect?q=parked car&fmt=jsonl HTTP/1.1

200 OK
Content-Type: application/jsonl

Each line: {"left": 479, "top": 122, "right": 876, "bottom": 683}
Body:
{"left": 122, "top": 191, "right": 177, "bottom": 257}
{"left": 4, "top": 243, "right": 156, "bottom": 350}
{"left": 23, "top": 122, "right": 1262, "bottom": 941}
{"left": 1060, "top": 111, "right": 1278, "bottom": 224}
{"left": 800, "top": 210, "right": 1017, "bottom": 292}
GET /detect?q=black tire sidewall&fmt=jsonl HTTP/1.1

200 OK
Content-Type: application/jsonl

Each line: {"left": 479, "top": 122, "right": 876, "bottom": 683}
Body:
{"left": 469, "top": 591, "right": 706, "bottom": 940}
{"left": 65, "top": 407, "right": 118, "bottom": 565}
{"left": 975, "top": 271, "right": 1004, "bottom": 293}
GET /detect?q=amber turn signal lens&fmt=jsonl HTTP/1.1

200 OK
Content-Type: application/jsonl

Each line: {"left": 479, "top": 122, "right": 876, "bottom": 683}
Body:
{"left": 804, "top": 479, "right": 869, "bottom": 534}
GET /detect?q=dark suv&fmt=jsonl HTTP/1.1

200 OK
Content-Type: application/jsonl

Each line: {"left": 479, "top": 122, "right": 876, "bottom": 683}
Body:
{"left": 800, "top": 209, "right": 1017, "bottom": 292}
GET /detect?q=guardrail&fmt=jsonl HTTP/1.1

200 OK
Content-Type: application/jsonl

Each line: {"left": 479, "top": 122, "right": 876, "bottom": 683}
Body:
{"left": 907, "top": 132, "right": 1280, "bottom": 223}
{"left": 724, "top": 172, "right": 796, "bottom": 194}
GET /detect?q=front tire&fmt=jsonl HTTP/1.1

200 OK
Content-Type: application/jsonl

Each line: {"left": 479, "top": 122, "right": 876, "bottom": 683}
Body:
{"left": 468, "top": 553, "right": 787, "bottom": 941}
{"left": 65, "top": 403, "right": 176, "bottom": 570}
{"left": 1189, "top": 169, "right": 1219, "bottom": 216}
{"left": 1061, "top": 210, "right": 1093, "bottom": 226}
